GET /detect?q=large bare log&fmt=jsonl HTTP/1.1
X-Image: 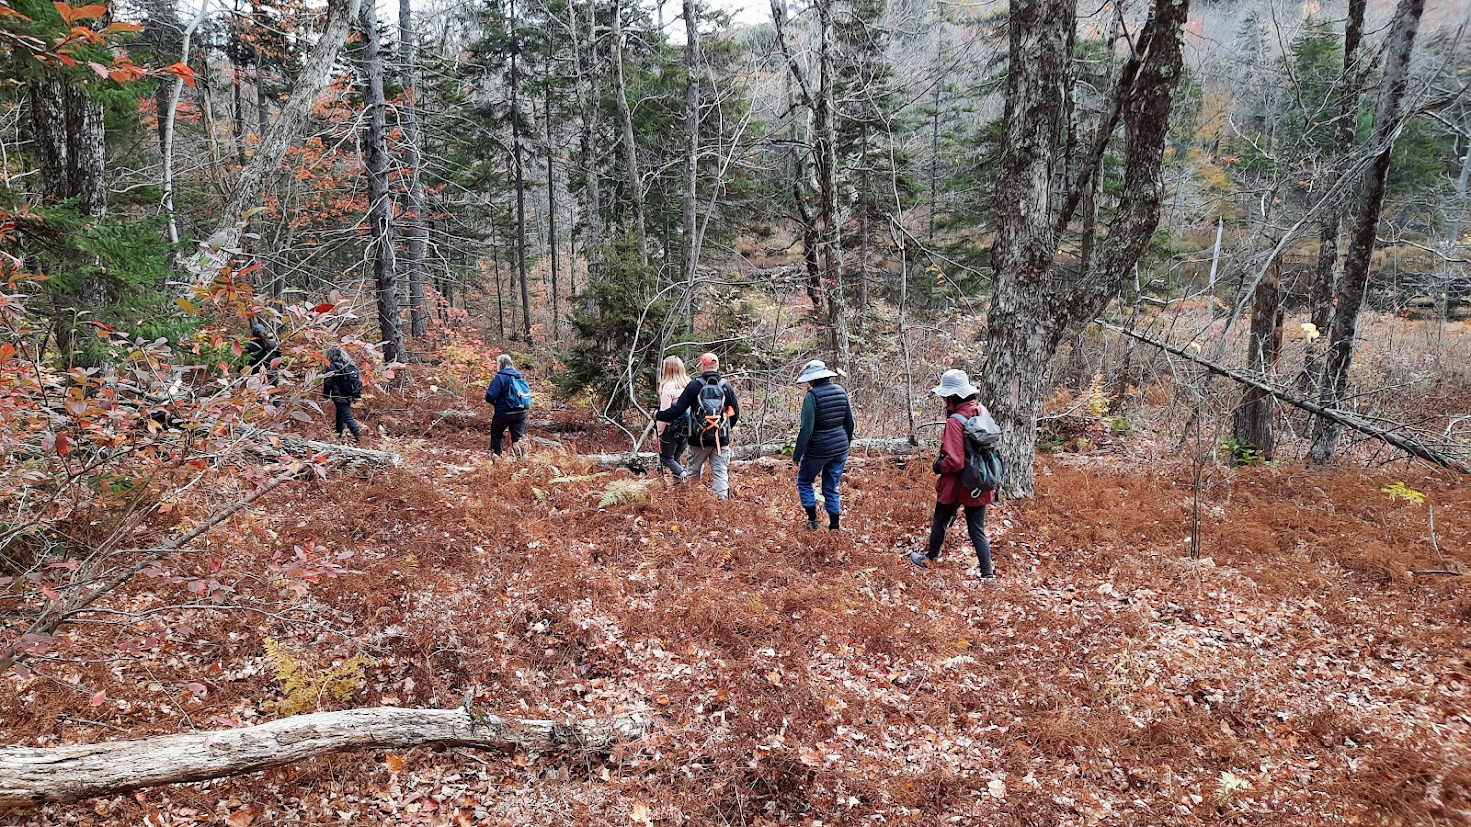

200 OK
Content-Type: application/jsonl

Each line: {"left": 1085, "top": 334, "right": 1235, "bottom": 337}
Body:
{"left": 0, "top": 706, "right": 649, "bottom": 806}
{"left": 586, "top": 437, "right": 923, "bottom": 470}
{"left": 1102, "top": 322, "right": 1471, "bottom": 473}
{"left": 236, "top": 426, "right": 400, "bottom": 467}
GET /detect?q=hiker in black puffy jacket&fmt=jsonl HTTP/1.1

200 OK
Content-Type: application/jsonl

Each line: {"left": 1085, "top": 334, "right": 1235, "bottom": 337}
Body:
{"left": 321, "top": 345, "right": 362, "bottom": 443}
{"left": 483, "top": 353, "right": 530, "bottom": 456}
{"left": 245, "top": 321, "right": 282, "bottom": 407}
{"left": 657, "top": 352, "right": 739, "bottom": 499}
{"left": 791, "top": 360, "right": 854, "bottom": 531}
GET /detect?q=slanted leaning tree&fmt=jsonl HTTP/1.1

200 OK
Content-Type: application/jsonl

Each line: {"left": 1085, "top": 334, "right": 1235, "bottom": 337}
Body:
{"left": 976, "top": 0, "right": 1190, "bottom": 497}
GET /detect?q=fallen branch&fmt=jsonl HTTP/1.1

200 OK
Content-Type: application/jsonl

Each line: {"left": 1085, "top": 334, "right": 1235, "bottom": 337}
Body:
{"left": 1101, "top": 322, "right": 1471, "bottom": 474}
{"left": 586, "top": 437, "right": 924, "bottom": 470}
{"left": 237, "top": 426, "right": 400, "bottom": 467}
{"left": 0, "top": 705, "right": 649, "bottom": 806}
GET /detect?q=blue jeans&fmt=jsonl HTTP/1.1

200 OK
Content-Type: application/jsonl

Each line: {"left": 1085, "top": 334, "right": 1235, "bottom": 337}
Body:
{"left": 797, "top": 452, "right": 848, "bottom": 515}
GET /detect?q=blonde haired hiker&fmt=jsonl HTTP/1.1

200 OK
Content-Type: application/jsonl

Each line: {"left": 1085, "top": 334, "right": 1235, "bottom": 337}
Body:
{"left": 656, "top": 352, "right": 740, "bottom": 499}
{"left": 657, "top": 355, "right": 691, "bottom": 478}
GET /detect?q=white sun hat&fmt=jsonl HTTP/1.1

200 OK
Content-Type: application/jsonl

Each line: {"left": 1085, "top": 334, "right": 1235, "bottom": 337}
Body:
{"left": 794, "top": 359, "right": 840, "bottom": 384}
{"left": 931, "top": 368, "right": 978, "bottom": 398}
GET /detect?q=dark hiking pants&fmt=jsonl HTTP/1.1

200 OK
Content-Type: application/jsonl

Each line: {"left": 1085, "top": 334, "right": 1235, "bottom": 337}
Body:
{"left": 333, "top": 399, "right": 362, "bottom": 442}
{"left": 491, "top": 410, "right": 528, "bottom": 455}
{"left": 926, "top": 502, "right": 992, "bottom": 576}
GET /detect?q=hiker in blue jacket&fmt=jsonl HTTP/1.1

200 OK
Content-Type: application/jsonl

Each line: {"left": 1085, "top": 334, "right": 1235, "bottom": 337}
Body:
{"left": 484, "top": 354, "right": 532, "bottom": 456}
{"left": 791, "top": 360, "right": 854, "bottom": 530}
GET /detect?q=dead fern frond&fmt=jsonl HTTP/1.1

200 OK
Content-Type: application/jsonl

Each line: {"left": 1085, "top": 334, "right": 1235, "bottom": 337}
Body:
{"left": 598, "top": 479, "right": 650, "bottom": 509}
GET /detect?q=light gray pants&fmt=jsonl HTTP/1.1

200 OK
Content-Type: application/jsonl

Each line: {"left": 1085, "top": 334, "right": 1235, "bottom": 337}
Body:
{"left": 685, "top": 444, "right": 731, "bottom": 499}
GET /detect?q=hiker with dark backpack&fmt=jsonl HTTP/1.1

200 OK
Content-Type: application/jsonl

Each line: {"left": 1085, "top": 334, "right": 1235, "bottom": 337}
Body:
{"left": 246, "top": 321, "right": 282, "bottom": 407}
{"left": 909, "top": 369, "right": 1001, "bottom": 580}
{"left": 321, "top": 345, "right": 363, "bottom": 443}
{"left": 484, "top": 353, "right": 533, "bottom": 456}
{"left": 656, "top": 352, "right": 740, "bottom": 499}
{"left": 790, "top": 359, "right": 854, "bottom": 531}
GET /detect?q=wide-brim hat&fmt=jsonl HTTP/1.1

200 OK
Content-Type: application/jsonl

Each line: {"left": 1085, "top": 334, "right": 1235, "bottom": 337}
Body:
{"left": 795, "top": 359, "right": 839, "bottom": 384}
{"left": 931, "top": 368, "right": 978, "bottom": 398}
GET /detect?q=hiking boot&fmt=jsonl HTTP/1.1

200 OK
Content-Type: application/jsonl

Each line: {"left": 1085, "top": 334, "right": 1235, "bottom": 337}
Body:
{"left": 979, "top": 573, "right": 998, "bottom": 584}
{"left": 804, "top": 506, "right": 819, "bottom": 531}
{"left": 908, "top": 551, "right": 930, "bottom": 569}
{"left": 828, "top": 512, "right": 841, "bottom": 531}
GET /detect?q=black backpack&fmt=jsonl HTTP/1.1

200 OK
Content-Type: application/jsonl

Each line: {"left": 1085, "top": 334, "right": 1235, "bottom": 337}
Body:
{"left": 695, "top": 377, "right": 731, "bottom": 448}
{"left": 337, "top": 362, "right": 363, "bottom": 399}
{"left": 950, "top": 410, "right": 1004, "bottom": 497}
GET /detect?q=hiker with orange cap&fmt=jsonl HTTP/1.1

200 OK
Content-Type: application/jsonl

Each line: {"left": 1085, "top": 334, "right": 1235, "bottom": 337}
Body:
{"left": 656, "top": 352, "right": 740, "bottom": 499}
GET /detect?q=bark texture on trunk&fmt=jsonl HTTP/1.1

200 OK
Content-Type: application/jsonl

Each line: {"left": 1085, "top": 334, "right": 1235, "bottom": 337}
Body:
{"left": 509, "top": 0, "right": 532, "bottom": 339}
{"left": 205, "top": 0, "right": 360, "bottom": 254}
{"left": 814, "top": 0, "right": 850, "bottom": 367}
{"left": 978, "top": 0, "right": 1188, "bottom": 498}
{"left": 1300, "top": 0, "right": 1366, "bottom": 393}
{"left": 681, "top": 0, "right": 701, "bottom": 333}
{"left": 1310, "top": 0, "right": 1426, "bottom": 465}
{"left": 399, "top": 0, "right": 429, "bottom": 339}
{"left": 611, "top": 0, "right": 648, "bottom": 264}
{"left": 0, "top": 707, "right": 649, "bottom": 806}
{"left": 1232, "top": 256, "right": 1283, "bottom": 458}
{"left": 360, "top": 0, "right": 405, "bottom": 364}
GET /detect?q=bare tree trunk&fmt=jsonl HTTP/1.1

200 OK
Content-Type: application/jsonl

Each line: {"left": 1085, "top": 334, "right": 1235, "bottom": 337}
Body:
{"left": 545, "top": 49, "right": 561, "bottom": 342}
{"left": 814, "top": 0, "right": 849, "bottom": 366}
{"left": 229, "top": 14, "right": 248, "bottom": 167}
{"left": 163, "top": 1, "right": 211, "bottom": 246}
{"left": 1310, "top": 0, "right": 1426, "bottom": 465}
{"left": 509, "top": 0, "right": 532, "bottom": 339}
{"left": 205, "top": 0, "right": 360, "bottom": 253}
{"left": 1233, "top": 255, "right": 1282, "bottom": 458}
{"left": 0, "top": 707, "right": 648, "bottom": 806}
{"left": 569, "top": 0, "right": 602, "bottom": 284}
{"left": 681, "top": 0, "right": 700, "bottom": 333}
{"left": 251, "top": 0, "right": 267, "bottom": 139}
{"left": 400, "top": 0, "right": 429, "bottom": 338}
{"left": 492, "top": 225, "right": 506, "bottom": 338}
{"left": 361, "top": 0, "right": 405, "bottom": 364}
{"left": 611, "top": 0, "right": 647, "bottom": 264}
{"left": 1300, "top": 0, "right": 1366, "bottom": 392}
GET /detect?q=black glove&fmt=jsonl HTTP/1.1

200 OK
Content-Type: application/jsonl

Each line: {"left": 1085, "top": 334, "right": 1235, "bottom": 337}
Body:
{"left": 932, "top": 453, "right": 944, "bottom": 474}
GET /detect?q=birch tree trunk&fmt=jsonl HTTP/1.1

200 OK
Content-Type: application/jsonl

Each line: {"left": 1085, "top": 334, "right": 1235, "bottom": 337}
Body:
{"left": 400, "top": 0, "right": 430, "bottom": 339}
{"left": 1310, "top": 0, "right": 1427, "bottom": 464}
{"left": 360, "top": 0, "right": 406, "bottom": 364}
{"left": 204, "top": 0, "right": 360, "bottom": 255}
{"left": 162, "top": 1, "right": 211, "bottom": 246}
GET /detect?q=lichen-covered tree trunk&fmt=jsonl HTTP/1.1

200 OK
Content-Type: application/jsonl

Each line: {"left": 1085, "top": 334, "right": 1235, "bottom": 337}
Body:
{"left": 1233, "top": 256, "right": 1283, "bottom": 459}
{"left": 680, "top": 0, "right": 700, "bottom": 334}
{"left": 814, "top": 0, "right": 849, "bottom": 367}
{"left": 611, "top": 0, "right": 647, "bottom": 266}
{"left": 978, "top": 0, "right": 1188, "bottom": 498}
{"left": 1310, "top": 0, "right": 1426, "bottom": 465}
{"left": 360, "top": 0, "right": 405, "bottom": 364}
{"left": 974, "top": 0, "right": 1072, "bottom": 499}
{"left": 399, "top": 0, "right": 429, "bottom": 339}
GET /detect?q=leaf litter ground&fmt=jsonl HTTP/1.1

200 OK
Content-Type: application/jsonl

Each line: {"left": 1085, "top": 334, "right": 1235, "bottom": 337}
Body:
{"left": 4, "top": 398, "right": 1468, "bottom": 826}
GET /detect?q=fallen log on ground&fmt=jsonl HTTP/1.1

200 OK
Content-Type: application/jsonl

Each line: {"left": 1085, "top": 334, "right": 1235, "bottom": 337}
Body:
{"left": 236, "top": 426, "right": 400, "bottom": 467}
{"left": 587, "top": 437, "right": 923, "bottom": 470}
{"left": 0, "top": 706, "right": 649, "bottom": 806}
{"left": 1101, "top": 322, "right": 1471, "bottom": 474}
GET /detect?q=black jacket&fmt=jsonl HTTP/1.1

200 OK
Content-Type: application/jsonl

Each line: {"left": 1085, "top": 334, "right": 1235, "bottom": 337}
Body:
{"left": 657, "top": 371, "right": 740, "bottom": 447}
{"left": 322, "top": 359, "right": 361, "bottom": 401}
{"left": 245, "top": 335, "right": 280, "bottom": 373}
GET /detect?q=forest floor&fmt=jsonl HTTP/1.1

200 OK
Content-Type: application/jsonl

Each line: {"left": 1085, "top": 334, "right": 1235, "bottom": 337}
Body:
{"left": 4, "top": 380, "right": 1469, "bottom": 826}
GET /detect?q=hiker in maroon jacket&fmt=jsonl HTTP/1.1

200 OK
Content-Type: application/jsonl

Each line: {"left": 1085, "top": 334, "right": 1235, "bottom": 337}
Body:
{"left": 909, "top": 369, "right": 996, "bottom": 579}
